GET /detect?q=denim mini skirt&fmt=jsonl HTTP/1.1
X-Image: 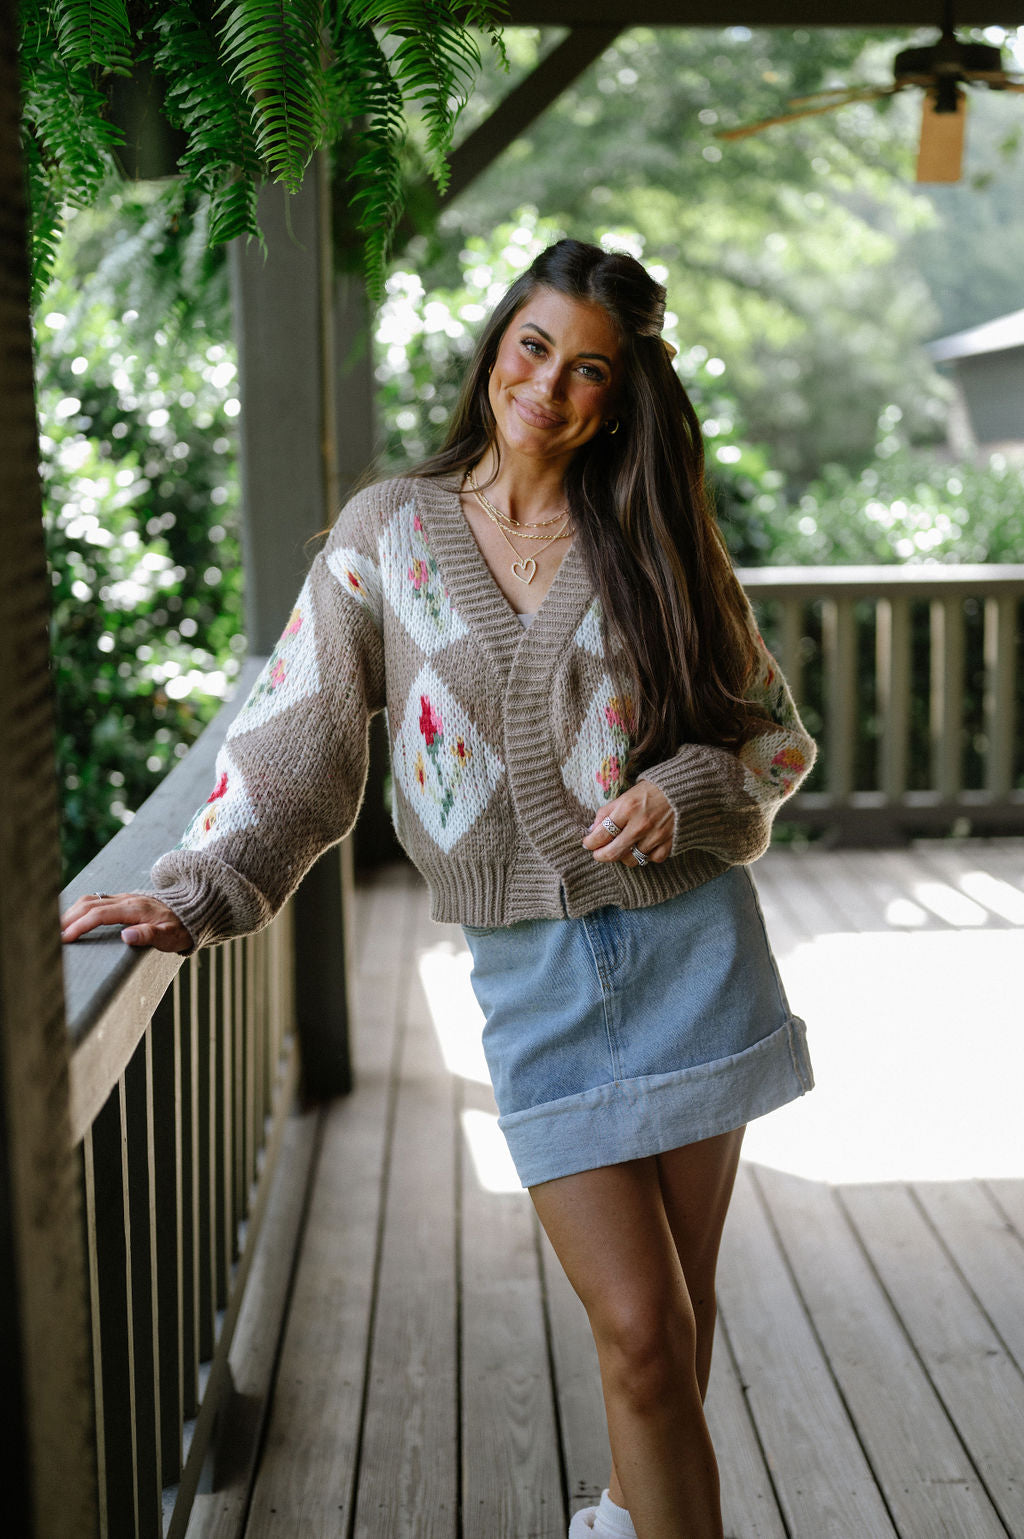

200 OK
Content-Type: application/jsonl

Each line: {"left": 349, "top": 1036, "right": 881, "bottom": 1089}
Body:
{"left": 462, "top": 865, "right": 813, "bottom": 1188}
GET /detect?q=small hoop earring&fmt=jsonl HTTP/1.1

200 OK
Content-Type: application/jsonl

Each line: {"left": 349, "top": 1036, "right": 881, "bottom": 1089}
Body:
{"left": 605, "top": 418, "right": 620, "bottom": 436}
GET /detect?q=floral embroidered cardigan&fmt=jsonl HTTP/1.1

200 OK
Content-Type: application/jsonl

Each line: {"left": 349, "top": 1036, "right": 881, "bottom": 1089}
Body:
{"left": 146, "top": 474, "right": 816, "bottom": 952}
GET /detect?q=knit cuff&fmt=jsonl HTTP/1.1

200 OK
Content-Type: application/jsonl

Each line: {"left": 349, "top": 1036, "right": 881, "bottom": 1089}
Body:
{"left": 638, "top": 749, "right": 767, "bottom": 864}
{"left": 143, "top": 850, "right": 275, "bottom": 953}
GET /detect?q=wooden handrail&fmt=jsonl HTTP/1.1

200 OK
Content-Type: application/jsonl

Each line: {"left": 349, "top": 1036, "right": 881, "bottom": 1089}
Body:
{"left": 737, "top": 564, "right": 1024, "bottom": 597}
{"left": 57, "top": 655, "right": 326, "bottom": 1538}
{"left": 61, "top": 657, "right": 265, "bottom": 1144}
{"left": 737, "top": 564, "right": 1024, "bottom": 842}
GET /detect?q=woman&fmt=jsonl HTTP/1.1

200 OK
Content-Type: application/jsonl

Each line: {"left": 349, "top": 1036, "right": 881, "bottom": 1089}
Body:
{"left": 63, "top": 239, "right": 815, "bottom": 1539}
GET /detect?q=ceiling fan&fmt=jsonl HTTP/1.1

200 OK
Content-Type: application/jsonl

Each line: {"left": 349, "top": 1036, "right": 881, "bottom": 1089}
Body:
{"left": 716, "top": 3, "right": 1024, "bottom": 181}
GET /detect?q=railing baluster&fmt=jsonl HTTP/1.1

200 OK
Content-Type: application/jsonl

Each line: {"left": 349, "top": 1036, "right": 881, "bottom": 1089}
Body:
{"left": 217, "top": 946, "right": 233, "bottom": 1305}
{"left": 984, "top": 595, "right": 1017, "bottom": 798}
{"left": 246, "top": 935, "right": 259, "bottom": 1197}
{"left": 197, "top": 950, "right": 217, "bottom": 1362}
{"left": 930, "top": 596, "right": 965, "bottom": 801}
{"left": 822, "top": 596, "right": 856, "bottom": 803}
{"left": 152, "top": 984, "right": 184, "bottom": 1484}
{"left": 87, "top": 1081, "right": 140, "bottom": 1536}
{"left": 182, "top": 959, "right": 200, "bottom": 1414}
{"left": 253, "top": 931, "right": 267, "bottom": 1150}
{"left": 124, "top": 1028, "right": 163, "bottom": 1534}
{"left": 233, "top": 940, "right": 246, "bottom": 1250}
{"left": 79, "top": 1136, "right": 107, "bottom": 1539}
{"left": 876, "top": 595, "right": 911, "bottom": 803}
{"left": 777, "top": 595, "right": 804, "bottom": 711}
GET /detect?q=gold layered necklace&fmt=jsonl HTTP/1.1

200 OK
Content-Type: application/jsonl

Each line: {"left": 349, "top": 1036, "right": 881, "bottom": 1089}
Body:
{"left": 465, "top": 473, "right": 572, "bottom": 585}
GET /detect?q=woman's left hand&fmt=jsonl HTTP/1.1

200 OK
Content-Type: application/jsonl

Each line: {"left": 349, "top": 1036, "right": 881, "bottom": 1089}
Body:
{"left": 582, "top": 780, "right": 675, "bottom": 868}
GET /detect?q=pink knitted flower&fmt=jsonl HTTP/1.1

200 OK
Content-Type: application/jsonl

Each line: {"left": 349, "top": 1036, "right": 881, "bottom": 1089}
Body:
{"left": 206, "top": 770, "right": 228, "bottom": 804}
{"left": 419, "top": 695, "right": 443, "bottom": 747}
{"left": 596, "top": 754, "right": 622, "bottom": 794}
{"left": 283, "top": 607, "right": 303, "bottom": 636}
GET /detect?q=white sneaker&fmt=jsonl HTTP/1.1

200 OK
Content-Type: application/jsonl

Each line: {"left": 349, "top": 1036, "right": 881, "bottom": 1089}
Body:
{"left": 568, "top": 1505, "right": 597, "bottom": 1537}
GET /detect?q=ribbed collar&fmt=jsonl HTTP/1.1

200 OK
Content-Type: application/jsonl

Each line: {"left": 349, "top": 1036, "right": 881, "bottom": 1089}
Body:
{"left": 413, "top": 473, "right": 592, "bottom": 684}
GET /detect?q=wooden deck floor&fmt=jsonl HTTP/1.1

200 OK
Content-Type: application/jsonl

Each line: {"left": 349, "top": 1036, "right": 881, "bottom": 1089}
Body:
{"left": 194, "top": 841, "right": 1024, "bottom": 1539}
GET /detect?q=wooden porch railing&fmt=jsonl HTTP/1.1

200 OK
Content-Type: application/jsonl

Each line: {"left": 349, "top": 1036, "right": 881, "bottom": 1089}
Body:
{"left": 741, "top": 564, "right": 1024, "bottom": 842}
{"left": 59, "top": 656, "right": 347, "bottom": 1539}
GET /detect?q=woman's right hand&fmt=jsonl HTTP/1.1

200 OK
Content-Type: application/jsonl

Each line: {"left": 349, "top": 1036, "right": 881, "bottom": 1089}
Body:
{"left": 61, "top": 892, "right": 193, "bottom": 953}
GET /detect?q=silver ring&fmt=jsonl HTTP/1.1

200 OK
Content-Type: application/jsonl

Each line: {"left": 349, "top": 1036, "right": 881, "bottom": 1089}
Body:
{"left": 631, "top": 846, "right": 649, "bottom": 867}
{"left": 89, "top": 891, "right": 112, "bottom": 899}
{"left": 601, "top": 817, "right": 621, "bottom": 836}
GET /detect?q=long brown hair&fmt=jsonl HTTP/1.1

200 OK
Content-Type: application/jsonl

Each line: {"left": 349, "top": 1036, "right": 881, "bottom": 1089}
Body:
{"left": 414, "top": 239, "right": 761, "bottom": 769}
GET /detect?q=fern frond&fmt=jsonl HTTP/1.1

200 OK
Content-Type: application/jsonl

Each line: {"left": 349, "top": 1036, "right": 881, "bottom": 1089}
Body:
{"left": 216, "top": 0, "right": 328, "bottom": 191}
{"left": 340, "top": 0, "right": 487, "bottom": 190}
{"left": 53, "top": 0, "right": 133, "bottom": 75}
{"left": 150, "top": 0, "right": 264, "bottom": 251}
{"left": 20, "top": 4, "right": 126, "bottom": 298}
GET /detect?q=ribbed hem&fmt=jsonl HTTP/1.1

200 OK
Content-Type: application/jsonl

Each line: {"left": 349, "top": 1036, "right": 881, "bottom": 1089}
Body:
{"left": 499, "top": 1014, "right": 814, "bottom": 1188}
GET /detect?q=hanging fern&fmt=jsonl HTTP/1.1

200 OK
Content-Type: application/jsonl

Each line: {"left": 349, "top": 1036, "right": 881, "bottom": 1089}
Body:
{"left": 217, "top": 0, "right": 328, "bottom": 191}
{"left": 18, "top": 0, "right": 507, "bottom": 303}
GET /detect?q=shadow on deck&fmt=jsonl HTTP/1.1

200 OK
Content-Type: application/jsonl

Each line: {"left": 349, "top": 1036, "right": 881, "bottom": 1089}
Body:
{"left": 189, "top": 842, "right": 1024, "bottom": 1539}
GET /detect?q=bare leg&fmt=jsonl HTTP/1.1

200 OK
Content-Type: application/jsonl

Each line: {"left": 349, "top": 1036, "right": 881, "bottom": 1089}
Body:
{"left": 657, "top": 1127, "right": 744, "bottom": 1401}
{"left": 531, "top": 1130, "right": 743, "bottom": 1539}
{"left": 604, "top": 1128, "right": 745, "bottom": 1514}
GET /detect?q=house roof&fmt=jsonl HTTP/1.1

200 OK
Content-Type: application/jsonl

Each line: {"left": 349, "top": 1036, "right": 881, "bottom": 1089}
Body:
{"left": 928, "top": 310, "right": 1024, "bottom": 362}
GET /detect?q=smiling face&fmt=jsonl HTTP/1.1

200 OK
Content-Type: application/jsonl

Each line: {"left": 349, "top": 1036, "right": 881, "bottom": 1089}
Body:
{"left": 487, "top": 287, "right": 624, "bottom": 475}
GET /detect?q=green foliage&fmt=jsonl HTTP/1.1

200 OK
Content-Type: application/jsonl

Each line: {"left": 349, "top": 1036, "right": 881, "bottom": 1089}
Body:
{"left": 53, "top": 0, "right": 132, "bottom": 73}
{"left": 35, "top": 188, "right": 244, "bottom": 882}
{"left": 19, "top": 3, "right": 127, "bottom": 297}
{"left": 405, "top": 25, "right": 1024, "bottom": 485}
{"left": 218, "top": 0, "right": 327, "bottom": 190}
{"left": 18, "top": 0, "right": 505, "bottom": 302}
{"left": 747, "top": 444, "right": 1024, "bottom": 567}
{"left": 151, "top": 1, "right": 264, "bottom": 248}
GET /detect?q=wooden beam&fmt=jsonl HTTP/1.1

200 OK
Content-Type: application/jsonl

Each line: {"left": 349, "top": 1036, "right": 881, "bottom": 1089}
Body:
{"left": 441, "top": 28, "right": 621, "bottom": 208}
{"left": 0, "top": 0, "right": 98, "bottom": 1532}
{"left": 229, "top": 165, "right": 356, "bottom": 1100}
{"left": 392, "top": 25, "right": 621, "bottom": 250}
{"left": 505, "top": 2, "right": 1024, "bottom": 23}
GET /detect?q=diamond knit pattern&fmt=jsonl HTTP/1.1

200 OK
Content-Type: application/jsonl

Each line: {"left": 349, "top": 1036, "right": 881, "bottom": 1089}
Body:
{"left": 326, "top": 545, "right": 383, "bottom": 619}
{"left": 177, "top": 743, "right": 257, "bottom": 850}
{"left": 573, "top": 600, "right": 604, "bottom": 657}
{"left": 227, "top": 575, "right": 320, "bottom": 740}
{"left": 560, "top": 677, "right": 634, "bottom": 813}
{"left": 381, "top": 498, "right": 469, "bottom": 655}
{"left": 392, "top": 663, "right": 505, "bottom": 851}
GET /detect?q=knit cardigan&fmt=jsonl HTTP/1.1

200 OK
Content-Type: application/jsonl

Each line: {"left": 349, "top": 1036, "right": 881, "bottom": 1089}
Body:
{"left": 147, "top": 474, "right": 816, "bottom": 951}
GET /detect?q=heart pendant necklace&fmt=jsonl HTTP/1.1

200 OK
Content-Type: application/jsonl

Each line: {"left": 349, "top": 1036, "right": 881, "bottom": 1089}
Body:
{"left": 465, "top": 473, "right": 571, "bottom": 584}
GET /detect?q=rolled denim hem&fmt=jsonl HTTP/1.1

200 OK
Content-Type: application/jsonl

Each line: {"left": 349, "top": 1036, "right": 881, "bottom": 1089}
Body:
{"left": 499, "top": 1014, "right": 813, "bottom": 1189}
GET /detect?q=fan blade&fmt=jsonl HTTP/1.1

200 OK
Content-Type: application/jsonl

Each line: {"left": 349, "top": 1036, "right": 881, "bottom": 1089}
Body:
{"left": 716, "top": 88, "right": 898, "bottom": 141}
{"left": 916, "top": 86, "right": 966, "bottom": 181}
{"left": 788, "top": 83, "right": 901, "bottom": 106}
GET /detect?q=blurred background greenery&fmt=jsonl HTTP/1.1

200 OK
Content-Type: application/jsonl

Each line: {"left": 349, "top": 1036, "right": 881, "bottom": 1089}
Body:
{"left": 34, "top": 24, "right": 1024, "bottom": 879}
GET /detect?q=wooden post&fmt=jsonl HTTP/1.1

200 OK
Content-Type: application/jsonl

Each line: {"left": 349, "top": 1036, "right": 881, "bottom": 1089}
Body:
{"left": 0, "top": 4, "right": 98, "bottom": 1531}
{"left": 229, "top": 163, "right": 355, "bottom": 1097}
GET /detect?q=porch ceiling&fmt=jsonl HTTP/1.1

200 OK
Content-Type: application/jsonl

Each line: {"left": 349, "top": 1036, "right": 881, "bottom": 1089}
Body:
{"left": 505, "top": 2, "right": 1024, "bottom": 24}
